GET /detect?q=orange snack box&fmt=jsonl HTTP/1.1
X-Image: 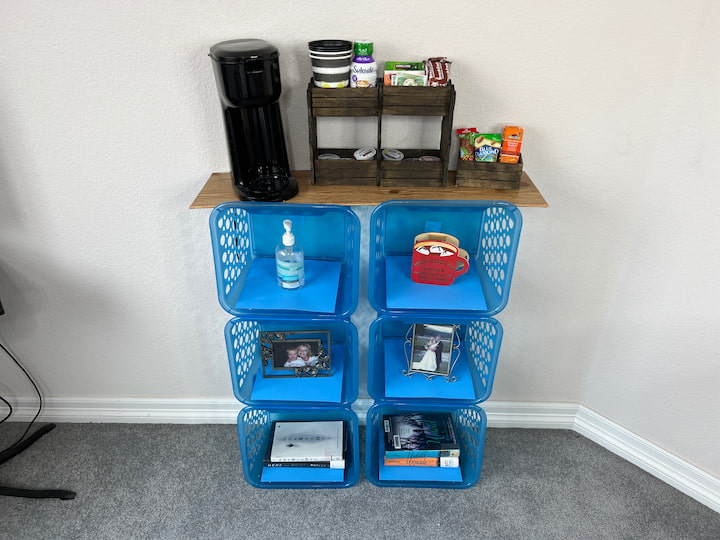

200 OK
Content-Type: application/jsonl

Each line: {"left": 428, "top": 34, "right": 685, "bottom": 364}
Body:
{"left": 500, "top": 125, "right": 523, "bottom": 163}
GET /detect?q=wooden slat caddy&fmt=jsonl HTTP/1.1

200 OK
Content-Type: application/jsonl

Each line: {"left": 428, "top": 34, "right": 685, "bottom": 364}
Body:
{"left": 307, "top": 80, "right": 455, "bottom": 187}
{"left": 455, "top": 155, "right": 524, "bottom": 190}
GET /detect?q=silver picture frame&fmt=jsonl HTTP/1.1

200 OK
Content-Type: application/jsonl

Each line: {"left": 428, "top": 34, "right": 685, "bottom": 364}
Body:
{"left": 403, "top": 323, "right": 460, "bottom": 381}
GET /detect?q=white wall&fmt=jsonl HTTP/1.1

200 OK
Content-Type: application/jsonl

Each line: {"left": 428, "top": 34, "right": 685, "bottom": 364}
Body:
{"left": 1, "top": 1, "right": 718, "bottom": 479}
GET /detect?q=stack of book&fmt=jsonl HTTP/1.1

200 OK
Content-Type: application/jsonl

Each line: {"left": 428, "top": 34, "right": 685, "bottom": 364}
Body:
{"left": 382, "top": 412, "right": 460, "bottom": 468}
{"left": 263, "top": 420, "right": 345, "bottom": 469}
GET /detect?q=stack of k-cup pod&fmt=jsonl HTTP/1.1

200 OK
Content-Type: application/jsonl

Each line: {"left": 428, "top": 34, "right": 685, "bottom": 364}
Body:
{"left": 308, "top": 40, "right": 353, "bottom": 88}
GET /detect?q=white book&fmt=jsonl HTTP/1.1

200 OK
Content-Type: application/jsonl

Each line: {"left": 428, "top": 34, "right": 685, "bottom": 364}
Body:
{"left": 269, "top": 421, "right": 345, "bottom": 464}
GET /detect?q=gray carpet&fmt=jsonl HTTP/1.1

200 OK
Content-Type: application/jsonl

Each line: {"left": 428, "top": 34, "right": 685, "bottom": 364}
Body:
{"left": 1, "top": 423, "right": 718, "bottom": 540}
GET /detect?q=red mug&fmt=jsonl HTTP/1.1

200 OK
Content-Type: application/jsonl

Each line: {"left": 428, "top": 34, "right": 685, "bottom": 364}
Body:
{"left": 411, "top": 232, "right": 470, "bottom": 286}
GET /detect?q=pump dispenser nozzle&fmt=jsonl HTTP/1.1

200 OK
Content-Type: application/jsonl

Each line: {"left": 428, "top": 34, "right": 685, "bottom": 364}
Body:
{"left": 282, "top": 219, "right": 295, "bottom": 246}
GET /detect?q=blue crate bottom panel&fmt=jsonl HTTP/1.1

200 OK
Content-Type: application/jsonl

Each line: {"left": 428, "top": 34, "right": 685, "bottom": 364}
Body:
{"left": 261, "top": 466, "right": 344, "bottom": 483}
{"left": 250, "top": 344, "right": 345, "bottom": 403}
{"left": 235, "top": 258, "right": 341, "bottom": 314}
{"left": 382, "top": 339, "right": 476, "bottom": 401}
{"left": 385, "top": 256, "right": 488, "bottom": 312}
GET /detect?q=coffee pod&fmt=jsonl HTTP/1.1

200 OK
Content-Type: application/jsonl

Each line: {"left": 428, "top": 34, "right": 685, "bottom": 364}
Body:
{"left": 354, "top": 147, "right": 377, "bottom": 160}
{"left": 318, "top": 153, "right": 341, "bottom": 160}
{"left": 382, "top": 148, "right": 404, "bottom": 161}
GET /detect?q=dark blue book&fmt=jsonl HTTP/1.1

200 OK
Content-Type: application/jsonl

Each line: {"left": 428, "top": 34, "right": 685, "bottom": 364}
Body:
{"left": 383, "top": 413, "right": 460, "bottom": 458}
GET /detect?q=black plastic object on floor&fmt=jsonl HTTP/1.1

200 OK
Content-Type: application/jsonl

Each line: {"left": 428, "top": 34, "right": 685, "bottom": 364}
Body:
{"left": 0, "top": 423, "right": 76, "bottom": 500}
{"left": 209, "top": 38, "right": 298, "bottom": 202}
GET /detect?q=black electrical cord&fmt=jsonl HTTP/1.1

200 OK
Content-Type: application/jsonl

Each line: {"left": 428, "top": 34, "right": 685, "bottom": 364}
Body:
{"left": 0, "top": 337, "right": 43, "bottom": 451}
{"left": 0, "top": 331, "right": 76, "bottom": 499}
{"left": 0, "top": 394, "right": 12, "bottom": 425}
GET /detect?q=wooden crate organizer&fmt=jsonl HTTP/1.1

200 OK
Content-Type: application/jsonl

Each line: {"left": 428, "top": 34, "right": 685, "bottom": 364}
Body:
{"left": 308, "top": 82, "right": 380, "bottom": 186}
{"left": 379, "top": 150, "right": 445, "bottom": 188}
{"left": 313, "top": 149, "right": 378, "bottom": 187}
{"left": 455, "top": 155, "right": 524, "bottom": 190}
{"left": 309, "top": 85, "right": 379, "bottom": 117}
{"left": 381, "top": 85, "right": 454, "bottom": 116}
{"left": 307, "top": 80, "right": 455, "bottom": 187}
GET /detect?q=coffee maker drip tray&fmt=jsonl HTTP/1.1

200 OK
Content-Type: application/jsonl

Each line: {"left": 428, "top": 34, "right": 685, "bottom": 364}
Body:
{"left": 235, "top": 165, "right": 297, "bottom": 202}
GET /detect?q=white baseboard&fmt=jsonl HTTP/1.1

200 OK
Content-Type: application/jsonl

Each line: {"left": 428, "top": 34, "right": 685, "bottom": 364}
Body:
{"left": 573, "top": 405, "right": 720, "bottom": 514}
{"left": 6, "top": 397, "right": 719, "bottom": 513}
{"left": 483, "top": 400, "right": 579, "bottom": 429}
{"left": 7, "top": 397, "right": 242, "bottom": 424}
{"left": 352, "top": 399, "right": 579, "bottom": 429}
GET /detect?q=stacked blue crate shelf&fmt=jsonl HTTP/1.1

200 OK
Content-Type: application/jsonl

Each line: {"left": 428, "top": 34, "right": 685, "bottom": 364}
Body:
{"left": 210, "top": 202, "right": 361, "bottom": 489}
{"left": 366, "top": 200, "right": 522, "bottom": 488}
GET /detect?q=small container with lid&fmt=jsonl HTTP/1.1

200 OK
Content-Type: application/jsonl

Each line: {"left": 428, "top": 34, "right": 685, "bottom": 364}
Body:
{"left": 354, "top": 147, "right": 377, "bottom": 160}
{"left": 308, "top": 40, "right": 353, "bottom": 88}
{"left": 382, "top": 148, "right": 404, "bottom": 161}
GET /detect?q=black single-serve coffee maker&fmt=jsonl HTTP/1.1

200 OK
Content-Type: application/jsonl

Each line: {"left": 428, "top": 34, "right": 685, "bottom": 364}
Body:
{"left": 209, "top": 39, "right": 298, "bottom": 202}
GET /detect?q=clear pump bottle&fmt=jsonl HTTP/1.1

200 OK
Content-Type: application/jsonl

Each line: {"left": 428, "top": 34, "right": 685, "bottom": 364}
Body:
{"left": 276, "top": 219, "right": 305, "bottom": 289}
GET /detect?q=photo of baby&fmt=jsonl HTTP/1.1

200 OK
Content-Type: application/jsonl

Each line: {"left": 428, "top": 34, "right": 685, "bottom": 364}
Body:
{"left": 260, "top": 330, "right": 331, "bottom": 378}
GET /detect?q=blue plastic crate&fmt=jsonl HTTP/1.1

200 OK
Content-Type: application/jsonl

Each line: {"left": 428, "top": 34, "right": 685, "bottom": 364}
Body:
{"left": 237, "top": 406, "right": 360, "bottom": 489}
{"left": 367, "top": 315, "right": 503, "bottom": 405}
{"left": 225, "top": 317, "right": 358, "bottom": 406}
{"left": 368, "top": 200, "right": 522, "bottom": 316}
{"left": 210, "top": 202, "right": 360, "bottom": 318}
{"left": 365, "top": 402, "right": 487, "bottom": 489}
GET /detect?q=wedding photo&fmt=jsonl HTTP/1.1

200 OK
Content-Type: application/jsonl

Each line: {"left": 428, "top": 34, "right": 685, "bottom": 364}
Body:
{"left": 409, "top": 323, "right": 455, "bottom": 375}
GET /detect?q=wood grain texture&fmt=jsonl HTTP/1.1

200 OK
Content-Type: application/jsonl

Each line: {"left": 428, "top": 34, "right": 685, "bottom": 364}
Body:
{"left": 189, "top": 170, "right": 549, "bottom": 208}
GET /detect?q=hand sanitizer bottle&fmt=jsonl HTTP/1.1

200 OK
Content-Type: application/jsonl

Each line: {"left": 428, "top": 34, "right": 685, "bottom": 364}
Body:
{"left": 276, "top": 219, "right": 305, "bottom": 289}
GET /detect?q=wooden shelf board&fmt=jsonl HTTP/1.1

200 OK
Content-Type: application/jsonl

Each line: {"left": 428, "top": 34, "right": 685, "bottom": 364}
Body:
{"left": 190, "top": 170, "right": 548, "bottom": 208}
